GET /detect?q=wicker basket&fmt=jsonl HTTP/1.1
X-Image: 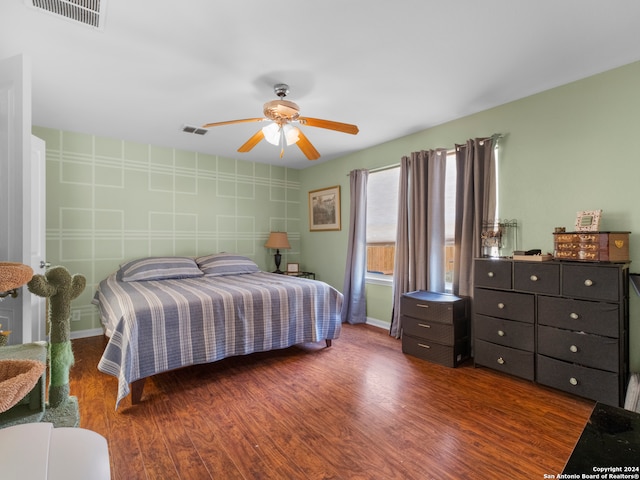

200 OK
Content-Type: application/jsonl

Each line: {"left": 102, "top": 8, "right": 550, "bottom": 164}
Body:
{"left": 0, "top": 262, "right": 34, "bottom": 292}
{"left": 0, "top": 359, "right": 46, "bottom": 413}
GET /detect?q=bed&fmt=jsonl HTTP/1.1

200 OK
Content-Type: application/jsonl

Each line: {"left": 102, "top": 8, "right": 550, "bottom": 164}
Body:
{"left": 92, "top": 255, "right": 343, "bottom": 409}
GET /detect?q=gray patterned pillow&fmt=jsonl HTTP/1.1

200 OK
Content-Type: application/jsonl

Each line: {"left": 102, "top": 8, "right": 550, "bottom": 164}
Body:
{"left": 119, "top": 257, "right": 204, "bottom": 282}
{"left": 196, "top": 254, "right": 260, "bottom": 276}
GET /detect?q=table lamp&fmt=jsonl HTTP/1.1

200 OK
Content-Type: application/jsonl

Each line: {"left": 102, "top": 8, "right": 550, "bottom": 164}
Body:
{"left": 264, "top": 232, "right": 290, "bottom": 273}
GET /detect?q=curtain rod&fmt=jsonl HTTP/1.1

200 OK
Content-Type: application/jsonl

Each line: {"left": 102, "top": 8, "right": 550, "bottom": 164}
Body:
{"left": 345, "top": 163, "right": 400, "bottom": 176}
{"left": 346, "top": 134, "right": 505, "bottom": 176}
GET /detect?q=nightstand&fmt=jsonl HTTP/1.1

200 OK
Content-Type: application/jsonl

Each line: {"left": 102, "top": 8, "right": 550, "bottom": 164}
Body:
{"left": 401, "top": 290, "right": 470, "bottom": 367}
{"left": 285, "top": 271, "right": 315, "bottom": 279}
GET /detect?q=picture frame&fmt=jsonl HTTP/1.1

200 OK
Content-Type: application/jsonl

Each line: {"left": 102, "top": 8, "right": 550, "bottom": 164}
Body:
{"left": 309, "top": 186, "right": 341, "bottom": 231}
{"left": 575, "top": 209, "right": 602, "bottom": 232}
{"left": 286, "top": 263, "right": 300, "bottom": 273}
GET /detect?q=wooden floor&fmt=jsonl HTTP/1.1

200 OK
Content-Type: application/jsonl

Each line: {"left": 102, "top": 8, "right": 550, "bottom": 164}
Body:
{"left": 70, "top": 323, "right": 594, "bottom": 480}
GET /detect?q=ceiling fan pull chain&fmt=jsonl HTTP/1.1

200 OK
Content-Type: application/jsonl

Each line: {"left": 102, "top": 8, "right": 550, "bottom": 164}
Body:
{"left": 279, "top": 127, "right": 285, "bottom": 158}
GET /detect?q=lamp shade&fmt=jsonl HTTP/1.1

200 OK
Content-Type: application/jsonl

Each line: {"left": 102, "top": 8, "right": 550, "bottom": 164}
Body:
{"left": 264, "top": 232, "right": 291, "bottom": 250}
{"left": 261, "top": 123, "right": 300, "bottom": 147}
{"left": 262, "top": 123, "right": 280, "bottom": 146}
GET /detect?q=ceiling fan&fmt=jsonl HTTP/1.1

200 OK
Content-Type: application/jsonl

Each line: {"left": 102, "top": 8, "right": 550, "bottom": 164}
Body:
{"left": 202, "top": 84, "right": 359, "bottom": 160}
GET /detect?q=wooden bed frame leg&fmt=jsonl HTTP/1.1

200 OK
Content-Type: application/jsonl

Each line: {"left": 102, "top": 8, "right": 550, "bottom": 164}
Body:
{"left": 325, "top": 339, "right": 332, "bottom": 347}
{"left": 130, "top": 378, "right": 146, "bottom": 405}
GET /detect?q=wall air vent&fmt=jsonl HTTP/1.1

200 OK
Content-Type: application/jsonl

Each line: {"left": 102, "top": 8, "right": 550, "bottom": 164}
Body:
{"left": 25, "top": 0, "right": 107, "bottom": 30}
{"left": 182, "top": 125, "right": 208, "bottom": 136}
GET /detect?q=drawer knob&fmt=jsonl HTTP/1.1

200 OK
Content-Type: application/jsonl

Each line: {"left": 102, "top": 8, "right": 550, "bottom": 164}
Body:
{"left": 569, "top": 377, "right": 578, "bottom": 386}
{"left": 584, "top": 279, "right": 593, "bottom": 287}
{"left": 570, "top": 312, "right": 579, "bottom": 320}
{"left": 497, "top": 357, "right": 505, "bottom": 365}
{"left": 418, "top": 343, "right": 431, "bottom": 349}
{"left": 487, "top": 272, "right": 494, "bottom": 278}
{"left": 417, "top": 304, "right": 430, "bottom": 308}
{"left": 530, "top": 275, "right": 538, "bottom": 282}
{"left": 418, "top": 323, "right": 431, "bottom": 329}
{"left": 570, "top": 345, "right": 578, "bottom": 353}
{"left": 497, "top": 330, "right": 505, "bottom": 337}
{"left": 497, "top": 302, "right": 505, "bottom": 309}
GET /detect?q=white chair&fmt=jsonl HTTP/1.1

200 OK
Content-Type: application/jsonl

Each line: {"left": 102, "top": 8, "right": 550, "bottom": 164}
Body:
{"left": 0, "top": 422, "right": 110, "bottom": 480}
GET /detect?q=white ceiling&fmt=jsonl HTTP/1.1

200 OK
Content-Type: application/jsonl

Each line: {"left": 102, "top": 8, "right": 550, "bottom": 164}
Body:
{"left": 2, "top": 1, "right": 640, "bottom": 169}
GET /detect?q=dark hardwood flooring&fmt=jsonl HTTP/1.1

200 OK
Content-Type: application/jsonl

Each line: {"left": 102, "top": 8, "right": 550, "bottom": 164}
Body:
{"left": 70, "top": 323, "right": 594, "bottom": 480}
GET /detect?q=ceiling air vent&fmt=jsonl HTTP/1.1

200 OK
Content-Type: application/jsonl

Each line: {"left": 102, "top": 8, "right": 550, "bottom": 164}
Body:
{"left": 182, "top": 125, "right": 208, "bottom": 136}
{"left": 25, "top": 0, "right": 107, "bottom": 30}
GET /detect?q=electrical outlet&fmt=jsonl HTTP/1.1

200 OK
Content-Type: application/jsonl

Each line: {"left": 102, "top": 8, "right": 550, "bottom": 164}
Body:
{"left": 71, "top": 311, "right": 81, "bottom": 322}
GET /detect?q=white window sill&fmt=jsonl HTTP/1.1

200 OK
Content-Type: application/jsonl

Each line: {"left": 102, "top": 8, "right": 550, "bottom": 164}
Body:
{"left": 365, "top": 274, "right": 393, "bottom": 286}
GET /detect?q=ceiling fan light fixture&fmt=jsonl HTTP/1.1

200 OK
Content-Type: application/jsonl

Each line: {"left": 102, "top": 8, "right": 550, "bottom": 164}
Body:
{"left": 262, "top": 123, "right": 280, "bottom": 146}
{"left": 284, "top": 124, "right": 300, "bottom": 146}
{"left": 262, "top": 123, "right": 300, "bottom": 147}
{"left": 201, "top": 83, "right": 358, "bottom": 161}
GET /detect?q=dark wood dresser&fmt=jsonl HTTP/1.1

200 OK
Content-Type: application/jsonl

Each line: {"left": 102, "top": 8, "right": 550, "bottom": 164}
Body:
{"left": 401, "top": 290, "right": 470, "bottom": 368}
{"left": 474, "top": 258, "right": 629, "bottom": 407}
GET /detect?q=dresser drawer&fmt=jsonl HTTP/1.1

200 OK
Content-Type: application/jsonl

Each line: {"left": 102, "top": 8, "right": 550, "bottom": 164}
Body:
{"left": 474, "top": 288, "right": 534, "bottom": 323}
{"left": 562, "top": 264, "right": 621, "bottom": 302}
{"left": 401, "top": 291, "right": 467, "bottom": 325}
{"left": 474, "top": 314, "right": 534, "bottom": 351}
{"left": 537, "top": 325, "right": 619, "bottom": 372}
{"left": 402, "top": 315, "right": 464, "bottom": 344}
{"left": 536, "top": 355, "right": 620, "bottom": 406}
{"left": 474, "top": 260, "right": 512, "bottom": 289}
{"left": 474, "top": 339, "right": 534, "bottom": 380}
{"left": 537, "top": 295, "right": 619, "bottom": 337}
{"left": 402, "top": 334, "right": 469, "bottom": 367}
{"left": 513, "top": 262, "right": 560, "bottom": 295}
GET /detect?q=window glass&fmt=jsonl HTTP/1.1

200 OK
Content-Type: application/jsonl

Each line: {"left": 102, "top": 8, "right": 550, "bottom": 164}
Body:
{"left": 366, "top": 167, "right": 400, "bottom": 277}
{"left": 444, "top": 152, "right": 456, "bottom": 291}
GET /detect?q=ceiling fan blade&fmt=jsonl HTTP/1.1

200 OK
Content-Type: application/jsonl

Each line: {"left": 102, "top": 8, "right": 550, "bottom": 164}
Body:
{"left": 295, "top": 129, "right": 321, "bottom": 160}
{"left": 202, "top": 118, "right": 264, "bottom": 128}
{"left": 298, "top": 117, "right": 359, "bottom": 135}
{"left": 238, "top": 130, "right": 265, "bottom": 152}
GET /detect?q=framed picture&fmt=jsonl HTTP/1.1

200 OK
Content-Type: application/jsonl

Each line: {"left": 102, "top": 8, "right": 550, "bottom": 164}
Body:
{"left": 575, "top": 210, "right": 602, "bottom": 232}
{"left": 286, "top": 263, "right": 300, "bottom": 273}
{"left": 309, "top": 186, "right": 341, "bottom": 231}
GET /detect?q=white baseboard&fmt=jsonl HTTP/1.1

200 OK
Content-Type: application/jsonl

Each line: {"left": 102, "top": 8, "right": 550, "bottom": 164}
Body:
{"left": 365, "top": 317, "right": 390, "bottom": 331}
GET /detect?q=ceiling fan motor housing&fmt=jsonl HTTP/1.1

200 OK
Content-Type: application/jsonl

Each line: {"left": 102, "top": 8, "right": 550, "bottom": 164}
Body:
{"left": 273, "top": 83, "right": 290, "bottom": 98}
{"left": 263, "top": 99, "right": 300, "bottom": 123}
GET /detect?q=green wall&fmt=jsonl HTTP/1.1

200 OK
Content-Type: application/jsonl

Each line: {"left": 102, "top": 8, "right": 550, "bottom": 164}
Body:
{"left": 33, "top": 127, "right": 301, "bottom": 334}
{"left": 299, "top": 60, "right": 640, "bottom": 371}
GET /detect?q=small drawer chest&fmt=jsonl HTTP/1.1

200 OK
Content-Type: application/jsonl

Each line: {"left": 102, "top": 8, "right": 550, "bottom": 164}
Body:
{"left": 401, "top": 291, "right": 470, "bottom": 368}
{"left": 553, "top": 231, "right": 630, "bottom": 262}
{"left": 473, "top": 258, "right": 629, "bottom": 407}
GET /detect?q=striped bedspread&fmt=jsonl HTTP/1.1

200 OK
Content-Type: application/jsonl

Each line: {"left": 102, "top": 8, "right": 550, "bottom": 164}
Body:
{"left": 93, "top": 272, "right": 343, "bottom": 408}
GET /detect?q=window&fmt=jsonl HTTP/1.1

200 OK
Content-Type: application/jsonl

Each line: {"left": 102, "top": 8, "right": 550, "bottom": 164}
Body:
{"left": 444, "top": 152, "right": 456, "bottom": 291}
{"left": 366, "top": 167, "right": 399, "bottom": 281}
{"left": 365, "top": 154, "right": 457, "bottom": 290}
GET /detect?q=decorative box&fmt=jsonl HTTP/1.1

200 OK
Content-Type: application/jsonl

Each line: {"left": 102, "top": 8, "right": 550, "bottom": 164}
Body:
{"left": 553, "top": 231, "right": 630, "bottom": 262}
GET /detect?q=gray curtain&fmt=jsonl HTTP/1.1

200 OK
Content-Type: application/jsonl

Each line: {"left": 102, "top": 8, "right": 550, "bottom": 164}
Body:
{"left": 390, "top": 150, "right": 447, "bottom": 338}
{"left": 453, "top": 137, "right": 497, "bottom": 297}
{"left": 341, "top": 169, "right": 369, "bottom": 324}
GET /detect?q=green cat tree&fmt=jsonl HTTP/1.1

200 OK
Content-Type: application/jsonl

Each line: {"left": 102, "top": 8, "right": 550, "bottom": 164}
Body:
{"left": 28, "top": 266, "right": 86, "bottom": 427}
